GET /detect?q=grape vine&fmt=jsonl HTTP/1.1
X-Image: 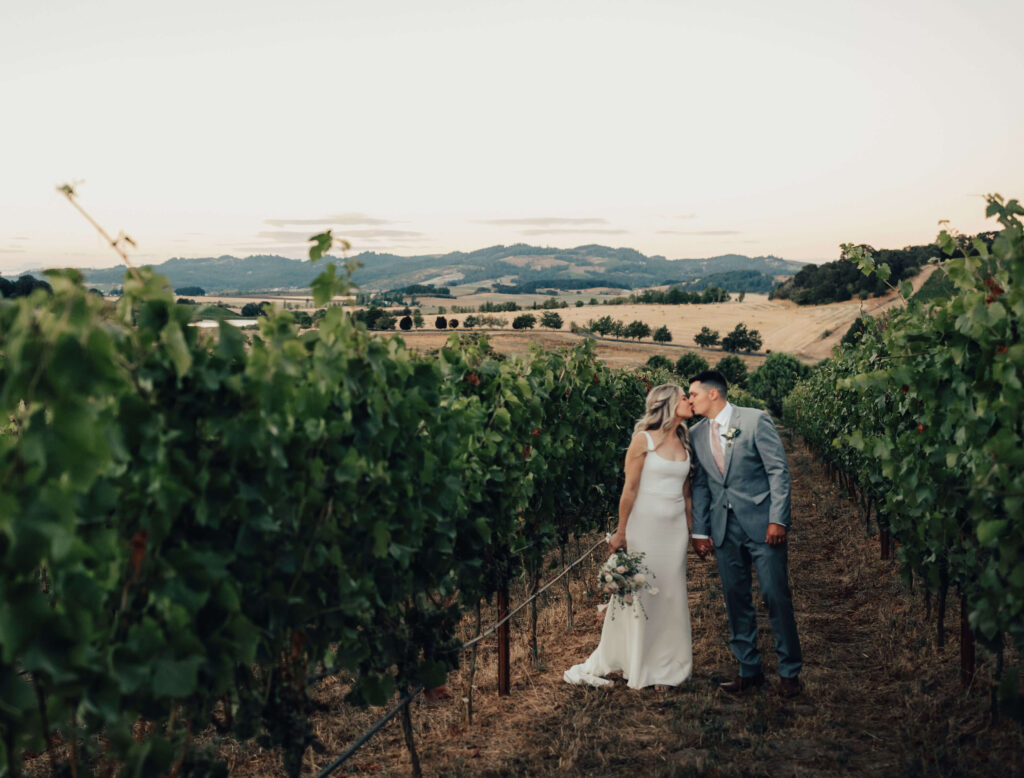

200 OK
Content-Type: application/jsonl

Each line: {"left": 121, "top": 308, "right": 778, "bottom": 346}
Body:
{"left": 783, "top": 194, "right": 1024, "bottom": 714}
{"left": 0, "top": 245, "right": 658, "bottom": 775}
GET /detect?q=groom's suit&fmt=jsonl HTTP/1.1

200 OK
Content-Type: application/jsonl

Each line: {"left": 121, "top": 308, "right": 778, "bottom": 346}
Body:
{"left": 691, "top": 404, "right": 803, "bottom": 679}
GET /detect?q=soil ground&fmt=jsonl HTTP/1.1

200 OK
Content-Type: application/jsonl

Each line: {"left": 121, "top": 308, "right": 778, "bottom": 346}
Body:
{"left": 211, "top": 429, "right": 1022, "bottom": 777}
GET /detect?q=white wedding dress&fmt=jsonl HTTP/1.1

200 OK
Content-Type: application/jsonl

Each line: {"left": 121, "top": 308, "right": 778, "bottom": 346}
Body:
{"left": 564, "top": 431, "right": 693, "bottom": 688}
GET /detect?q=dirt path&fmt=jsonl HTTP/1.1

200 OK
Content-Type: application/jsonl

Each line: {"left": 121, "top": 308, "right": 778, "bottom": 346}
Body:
{"left": 231, "top": 429, "right": 1020, "bottom": 777}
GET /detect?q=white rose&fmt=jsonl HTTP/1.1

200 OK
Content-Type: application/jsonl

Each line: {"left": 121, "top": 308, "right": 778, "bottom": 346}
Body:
{"left": 648, "top": 587, "right": 659, "bottom": 596}
{"left": 603, "top": 572, "right": 613, "bottom": 582}
{"left": 616, "top": 565, "right": 627, "bottom": 574}
{"left": 633, "top": 573, "right": 646, "bottom": 585}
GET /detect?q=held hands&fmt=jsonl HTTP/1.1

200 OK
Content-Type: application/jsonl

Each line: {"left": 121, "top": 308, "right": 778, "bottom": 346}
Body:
{"left": 691, "top": 537, "right": 714, "bottom": 559}
{"left": 766, "top": 524, "right": 787, "bottom": 547}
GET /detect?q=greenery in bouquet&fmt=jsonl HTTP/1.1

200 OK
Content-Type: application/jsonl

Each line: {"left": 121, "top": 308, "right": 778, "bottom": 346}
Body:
{"left": 597, "top": 544, "right": 659, "bottom": 619}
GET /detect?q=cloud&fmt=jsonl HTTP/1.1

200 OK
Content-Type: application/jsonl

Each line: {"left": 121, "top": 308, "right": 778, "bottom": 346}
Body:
{"left": 257, "top": 228, "right": 425, "bottom": 243}
{"left": 656, "top": 230, "right": 742, "bottom": 236}
{"left": 518, "top": 228, "right": 629, "bottom": 236}
{"left": 472, "top": 217, "right": 609, "bottom": 227}
{"left": 264, "top": 213, "right": 397, "bottom": 227}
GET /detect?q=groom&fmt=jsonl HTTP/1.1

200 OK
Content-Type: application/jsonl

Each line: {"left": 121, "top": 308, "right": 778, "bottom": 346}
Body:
{"left": 688, "top": 369, "right": 803, "bottom": 698}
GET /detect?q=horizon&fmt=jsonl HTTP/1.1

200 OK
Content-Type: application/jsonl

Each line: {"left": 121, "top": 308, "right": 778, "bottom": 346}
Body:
{"left": 2, "top": 0, "right": 1022, "bottom": 273}
{"left": 0, "top": 244, "right": 808, "bottom": 278}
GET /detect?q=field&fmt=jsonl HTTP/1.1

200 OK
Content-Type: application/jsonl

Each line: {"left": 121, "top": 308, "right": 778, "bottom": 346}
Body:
{"left": 190, "top": 265, "right": 939, "bottom": 365}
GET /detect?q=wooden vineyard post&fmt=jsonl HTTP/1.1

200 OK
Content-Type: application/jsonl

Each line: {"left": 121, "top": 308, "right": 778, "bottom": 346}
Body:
{"left": 497, "top": 584, "right": 510, "bottom": 696}
{"left": 960, "top": 595, "right": 975, "bottom": 688}
{"left": 399, "top": 696, "right": 423, "bottom": 778}
{"left": 880, "top": 528, "right": 890, "bottom": 560}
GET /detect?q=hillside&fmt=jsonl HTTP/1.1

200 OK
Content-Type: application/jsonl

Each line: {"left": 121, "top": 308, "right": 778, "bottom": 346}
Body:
{"left": 79, "top": 245, "right": 808, "bottom": 293}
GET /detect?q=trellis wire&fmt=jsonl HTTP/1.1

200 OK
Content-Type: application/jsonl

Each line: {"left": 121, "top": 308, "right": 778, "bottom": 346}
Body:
{"left": 315, "top": 534, "right": 608, "bottom": 776}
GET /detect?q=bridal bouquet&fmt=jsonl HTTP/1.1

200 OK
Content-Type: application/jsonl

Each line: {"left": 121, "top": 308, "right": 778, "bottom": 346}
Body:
{"left": 597, "top": 542, "right": 658, "bottom": 619}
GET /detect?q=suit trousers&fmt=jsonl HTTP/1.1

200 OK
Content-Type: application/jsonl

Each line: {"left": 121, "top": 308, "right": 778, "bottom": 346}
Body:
{"left": 715, "top": 511, "right": 802, "bottom": 678}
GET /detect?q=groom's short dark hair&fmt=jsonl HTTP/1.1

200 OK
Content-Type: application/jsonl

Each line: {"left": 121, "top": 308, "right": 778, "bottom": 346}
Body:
{"left": 690, "top": 369, "right": 728, "bottom": 398}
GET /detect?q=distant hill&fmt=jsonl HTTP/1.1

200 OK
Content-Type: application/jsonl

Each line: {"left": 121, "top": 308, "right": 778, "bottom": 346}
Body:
{"left": 769, "top": 243, "right": 943, "bottom": 305}
{"left": 81, "top": 245, "right": 808, "bottom": 293}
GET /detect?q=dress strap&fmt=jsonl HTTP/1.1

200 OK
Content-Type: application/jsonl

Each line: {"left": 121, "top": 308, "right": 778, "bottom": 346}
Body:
{"left": 641, "top": 431, "right": 656, "bottom": 451}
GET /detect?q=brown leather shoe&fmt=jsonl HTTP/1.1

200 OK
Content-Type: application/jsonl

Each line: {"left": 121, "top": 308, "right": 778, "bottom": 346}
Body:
{"left": 778, "top": 676, "right": 802, "bottom": 698}
{"left": 719, "top": 672, "right": 765, "bottom": 694}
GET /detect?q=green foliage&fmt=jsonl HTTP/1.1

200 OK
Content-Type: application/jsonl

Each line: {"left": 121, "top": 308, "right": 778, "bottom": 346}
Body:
{"left": 0, "top": 246, "right": 650, "bottom": 775}
{"left": 540, "top": 311, "right": 563, "bottom": 329}
{"left": 241, "top": 301, "right": 271, "bottom": 317}
{"left": 694, "top": 326, "right": 719, "bottom": 348}
{"left": 770, "top": 239, "right": 953, "bottom": 304}
{"left": 625, "top": 285, "right": 730, "bottom": 305}
{"left": 782, "top": 195, "right": 1024, "bottom": 705}
{"left": 715, "top": 355, "right": 749, "bottom": 388}
{"left": 911, "top": 266, "right": 957, "bottom": 303}
{"left": 645, "top": 355, "right": 673, "bottom": 371}
{"left": 745, "top": 352, "right": 811, "bottom": 416}
{"left": 721, "top": 322, "right": 762, "bottom": 353}
{"left": 0, "top": 274, "right": 53, "bottom": 298}
{"left": 674, "top": 353, "right": 709, "bottom": 380}
{"left": 624, "top": 320, "right": 651, "bottom": 340}
{"left": 727, "top": 386, "right": 766, "bottom": 411}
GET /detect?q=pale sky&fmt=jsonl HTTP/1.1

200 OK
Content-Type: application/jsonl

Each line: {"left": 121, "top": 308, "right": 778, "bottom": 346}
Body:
{"left": 2, "top": 0, "right": 1022, "bottom": 273}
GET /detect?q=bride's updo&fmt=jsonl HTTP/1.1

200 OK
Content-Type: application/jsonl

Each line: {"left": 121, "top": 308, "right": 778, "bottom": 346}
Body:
{"left": 633, "top": 383, "right": 691, "bottom": 452}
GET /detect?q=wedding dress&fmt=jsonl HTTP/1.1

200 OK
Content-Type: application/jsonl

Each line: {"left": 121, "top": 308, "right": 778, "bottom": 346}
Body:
{"left": 564, "top": 431, "right": 693, "bottom": 688}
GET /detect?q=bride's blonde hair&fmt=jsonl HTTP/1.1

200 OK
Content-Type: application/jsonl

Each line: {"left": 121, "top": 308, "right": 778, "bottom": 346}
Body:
{"left": 633, "top": 383, "right": 691, "bottom": 452}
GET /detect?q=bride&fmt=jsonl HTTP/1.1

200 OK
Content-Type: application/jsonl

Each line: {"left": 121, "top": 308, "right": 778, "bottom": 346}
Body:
{"left": 564, "top": 383, "right": 694, "bottom": 689}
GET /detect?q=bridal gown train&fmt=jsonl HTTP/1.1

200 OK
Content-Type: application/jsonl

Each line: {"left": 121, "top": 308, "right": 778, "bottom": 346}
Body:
{"left": 564, "top": 431, "right": 693, "bottom": 688}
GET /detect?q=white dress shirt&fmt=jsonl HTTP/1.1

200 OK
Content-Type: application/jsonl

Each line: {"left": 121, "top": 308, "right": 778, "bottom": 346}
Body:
{"left": 692, "top": 403, "right": 733, "bottom": 540}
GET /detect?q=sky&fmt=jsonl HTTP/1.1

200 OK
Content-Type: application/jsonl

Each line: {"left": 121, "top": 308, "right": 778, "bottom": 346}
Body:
{"left": 2, "top": 0, "right": 1023, "bottom": 274}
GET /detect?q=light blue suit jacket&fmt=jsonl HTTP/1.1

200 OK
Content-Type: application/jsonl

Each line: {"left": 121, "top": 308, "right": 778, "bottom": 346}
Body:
{"left": 690, "top": 405, "right": 791, "bottom": 546}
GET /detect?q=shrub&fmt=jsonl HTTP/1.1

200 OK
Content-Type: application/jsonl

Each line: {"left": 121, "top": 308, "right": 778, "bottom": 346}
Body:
{"left": 746, "top": 352, "right": 811, "bottom": 416}
{"left": 624, "top": 320, "right": 651, "bottom": 340}
{"left": 675, "top": 353, "right": 710, "bottom": 380}
{"left": 716, "top": 355, "right": 749, "bottom": 388}
{"left": 435, "top": 315, "right": 448, "bottom": 329}
{"left": 241, "top": 301, "right": 271, "bottom": 317}
{"left": 694, "top": 326, "right": 720, "bottom": 348}
{"left": 652, "top": 325, "right": 672, "bottom": 343}
{"left": 646, "top": 355, "right": 673, "bottom": 371}
{"left": 721, "top": 322, "right": 763, "bottom": 353}
{"left": 540, "top": 311, "right": 563, "bottom": 329}
{"left": 512, "top": 314, "right": 537, "bottom": 330}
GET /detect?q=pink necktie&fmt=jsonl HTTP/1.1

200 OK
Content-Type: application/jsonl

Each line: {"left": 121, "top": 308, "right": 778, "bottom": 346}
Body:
{"left": 711, "top": 421, "right": 725, "bottom": 475}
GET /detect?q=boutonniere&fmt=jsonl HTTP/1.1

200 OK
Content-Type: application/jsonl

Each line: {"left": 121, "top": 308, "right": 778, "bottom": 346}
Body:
{"left": 724, "top": 427, "right": 741, "bottom": 446}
